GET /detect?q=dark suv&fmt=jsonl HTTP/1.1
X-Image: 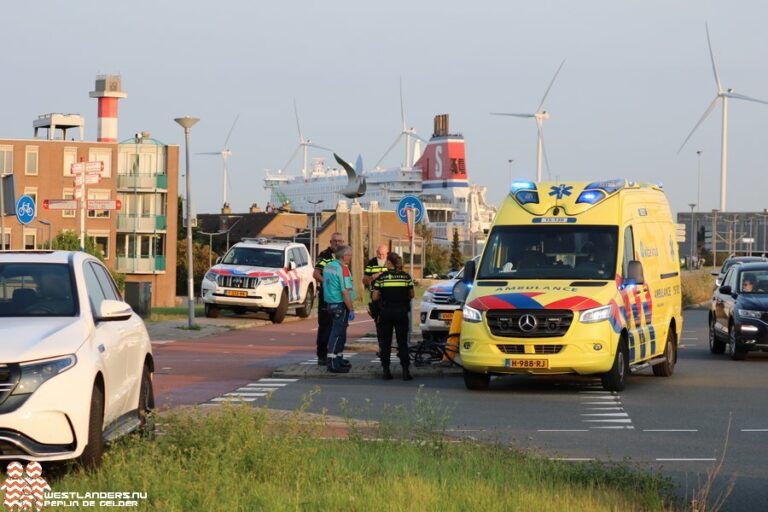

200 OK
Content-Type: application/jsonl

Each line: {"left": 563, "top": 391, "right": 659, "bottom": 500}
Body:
{"left": 709, "top": 262, "right": 768, "bottom": 360}
{"left": 712, "top": 256, "right": 767, "bottom": 287}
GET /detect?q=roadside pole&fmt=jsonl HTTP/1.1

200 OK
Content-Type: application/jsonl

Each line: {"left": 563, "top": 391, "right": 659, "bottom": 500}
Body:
{"left": 78, "top": 158, "right": 86, "bottom": 250}
{"left": 0, "top": 173, "right": 5, "bottom": 250}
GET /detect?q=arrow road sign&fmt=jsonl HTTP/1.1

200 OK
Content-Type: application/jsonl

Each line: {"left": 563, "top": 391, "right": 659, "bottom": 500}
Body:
{"left": 43, "top": 199, "right": 79, "bottom": 210}
{"left": 74, "top": 174, "right": 101, "bottom": 186}
{"left": 70, "top": 161, "right": 104, "bottom": 175}
{"left": 86, "top": 199, "right": 122, "bottom": 211}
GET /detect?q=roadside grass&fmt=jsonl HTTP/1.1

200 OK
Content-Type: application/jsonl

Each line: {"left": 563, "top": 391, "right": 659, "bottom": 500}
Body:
{"left": 682, "top": 271, "right": 715, "bottom": 307}
{"left": 148, "top": 305, "right": 205, "bottom": 322}
{"left": 51, "top": 393, "right": 678, "bottom": 512}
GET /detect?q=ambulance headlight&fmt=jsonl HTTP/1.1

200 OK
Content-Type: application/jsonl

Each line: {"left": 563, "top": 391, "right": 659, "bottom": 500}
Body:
{"left": 580, "top": 305, "right": 612, "bottom": 324}
{"left": 462, "top": 305, "right": 483, "bottom": 323}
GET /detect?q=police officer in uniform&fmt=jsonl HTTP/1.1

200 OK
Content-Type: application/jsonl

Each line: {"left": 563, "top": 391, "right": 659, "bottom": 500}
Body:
{"left": 372, "top": 252, "right": 415, "bottom": 381}
{"left": 313, "top": 232, "right": 344, "bottom": 365}
{"left": 363, "top": 245, "right": 389, "bottom": 344}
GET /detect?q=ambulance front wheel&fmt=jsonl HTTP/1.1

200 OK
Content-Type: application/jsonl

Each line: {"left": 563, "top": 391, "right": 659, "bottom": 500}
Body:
{"left": 652, "top": 328, "right": 676, "bottom": 377}
{"left": 463, "top": 369, "right": 490, "bottom": 391}
{"left": 601, "top": 339, "right": 628, "bottom": 392}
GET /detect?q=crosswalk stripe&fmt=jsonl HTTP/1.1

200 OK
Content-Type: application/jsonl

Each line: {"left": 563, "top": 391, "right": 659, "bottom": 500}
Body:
{"left": 259, "top": 378, "right": 299, "bottom": 382}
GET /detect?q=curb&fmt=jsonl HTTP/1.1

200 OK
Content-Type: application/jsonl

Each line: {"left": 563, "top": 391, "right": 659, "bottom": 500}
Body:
{"left": 272, "top": 361, "right": 462, "bottom": 380}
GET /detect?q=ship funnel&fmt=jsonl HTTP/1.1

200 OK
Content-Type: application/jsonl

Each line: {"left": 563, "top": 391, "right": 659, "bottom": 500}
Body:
{"left": 433, "top": 114, "right": 449, "bottom": 137}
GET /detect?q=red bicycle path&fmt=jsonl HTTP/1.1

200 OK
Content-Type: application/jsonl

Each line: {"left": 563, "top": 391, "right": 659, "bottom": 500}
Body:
{"left": 152, "top": 314, "right": 375, "bottom": 407}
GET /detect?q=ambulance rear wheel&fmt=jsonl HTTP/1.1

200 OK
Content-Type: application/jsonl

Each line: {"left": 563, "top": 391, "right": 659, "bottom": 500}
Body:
{"left": 463, "top": 370, "right": 490, "bottom": 391}
{"left": 652, "top": 328, "right": 676, "bottom": 377}
{"left": 601, "top": 339, "right": 628, "bottom": 392}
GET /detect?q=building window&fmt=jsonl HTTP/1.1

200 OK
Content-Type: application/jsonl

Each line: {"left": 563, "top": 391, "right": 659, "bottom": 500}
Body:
{"left": 63, "top": 147, "right": 77, "bottom": 176}
{"left": 88, "top": 233, "right": 110, "bottom": 260}
{"left": 1, "top": 230, "right": 10, "bottom": 250}
{"left": 62, "top": 189, "right": 76, "bottom": 218}
{"left": 88, "top": 148, "right": 112, "bottom": 178}
{"left": 24, "top": 231, "right": 36, "bottom": 250}
{"left": 25, "top": 147, "right": 38, "bottom": 176}
{"left": 23, "top": 188, "right": 38, "bottom": 208}
{"left": 87, "top": 189, "right": 111, "bottom": 219}
{"left": 0, "top": 146, "right": 12, "bottom": 175}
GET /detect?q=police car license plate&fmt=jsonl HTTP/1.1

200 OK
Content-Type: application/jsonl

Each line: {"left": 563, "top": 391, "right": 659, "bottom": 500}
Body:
{"left": 225, "top": 290, "right": 248, "bottom": 298}
{"left": 439, "top": 312, "right": 454, "bottom": 321}
{"left": 505, "top": 359, "right": 549, "bottom": 369}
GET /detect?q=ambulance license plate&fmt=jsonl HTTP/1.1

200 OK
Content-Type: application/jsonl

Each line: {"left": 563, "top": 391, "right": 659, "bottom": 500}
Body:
{"left": 439, "top": 312, "right": 454, "bottom": 321}
{"left": 225, "top": 290, "right": 248, "bottom": 298}
{"left": 505, "top": 359, "right": 549, "bottom": 369}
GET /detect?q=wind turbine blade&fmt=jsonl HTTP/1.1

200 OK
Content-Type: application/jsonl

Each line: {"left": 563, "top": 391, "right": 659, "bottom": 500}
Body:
{"left": 223, "top": 114, "right": 240, "bottom": 148}
{"left": 705, "top": 23, "right": 722, "bottom": 92}
{"left": 677, "top": 96, "right": 719, "bottom": 154}
{"left": 307, "top": 142, "right": 333, "bottom": 152}
{"left": 375, "top": 134, "right": 404, "bottom": 168}
{"left": 540, "top": 124, "right": 552, "bottom": 180}
{"left": 282, "top": 145, "right": 301, "bottom": 172}
{"left": 726, "top": 92, "right": 768, "bottom": 105}
{"left": 409, "top": 132, "right": 427, "bottom": 143}
{"left": 195, "top": 152, "right": 223, "bottom": 155}
{"left": 400, "top": 77, "right": 406, "bottom": 131}
{"left": 490, "top": 112, "right": 536, "bottom": 118}
{"left": 333, "top": 153, "right": 357, "bottom": 179}
{"left": 293, "top": 98, "right": 304, "bottom": 142}
{"left": 537, "top": 59, "right": 566, "bottom": 112}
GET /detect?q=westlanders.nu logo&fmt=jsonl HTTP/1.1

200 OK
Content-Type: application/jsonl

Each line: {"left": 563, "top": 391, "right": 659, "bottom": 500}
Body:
{"left": 0, "top": 462, "right": 50, "bottom": 512}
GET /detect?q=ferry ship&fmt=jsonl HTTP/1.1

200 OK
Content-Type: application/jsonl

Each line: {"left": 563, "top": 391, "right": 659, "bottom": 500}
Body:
{"left": 263, "top": 114, "right": 497, "bottom": 241}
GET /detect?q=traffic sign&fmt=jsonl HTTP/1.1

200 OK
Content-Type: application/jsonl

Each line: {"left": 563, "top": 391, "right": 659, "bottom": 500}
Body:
{"left": 74, "top": 174, "right": 101, "bottom": 186}
{"left": 397, "top": 195, "right": 425, "bottom": 224}
{"left": 43, "top": 199, "right": 79, "bottom": 210}
{"left": 16, "top": 195, "right": 36, "bottom": 225}
{"left": 86, "top": 199, "right": 122, "bottom": 211}
{"left": 70, "top": 161, "right": 104, "bottom": 175}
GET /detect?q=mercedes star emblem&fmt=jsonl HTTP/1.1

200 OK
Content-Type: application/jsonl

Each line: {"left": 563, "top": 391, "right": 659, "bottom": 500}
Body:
{"left": 518, "top": 314, "right": 537, "bottom": 332}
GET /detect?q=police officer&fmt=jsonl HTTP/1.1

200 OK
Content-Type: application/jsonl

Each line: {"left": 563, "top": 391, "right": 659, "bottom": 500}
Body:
{"left": 363, "top": 245, "right": 389, "bottom": 344}
{"left": 372, "top": 252, "right": 414, "bottom": 381}
{"left": 313, "top": 232, "right": 344, "bottom": 365}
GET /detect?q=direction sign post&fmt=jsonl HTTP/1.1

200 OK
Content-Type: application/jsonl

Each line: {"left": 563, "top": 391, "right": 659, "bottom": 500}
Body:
{"left": 70, "top": 159, "right": 104, "bottom": 250}
{"left": 397, "top": 195, "right": 425, "bottom": 279}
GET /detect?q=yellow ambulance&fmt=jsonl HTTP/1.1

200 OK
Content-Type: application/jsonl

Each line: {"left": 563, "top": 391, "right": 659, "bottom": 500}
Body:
{"left": 456, "top": 179, "right": 683, "bottom": 392}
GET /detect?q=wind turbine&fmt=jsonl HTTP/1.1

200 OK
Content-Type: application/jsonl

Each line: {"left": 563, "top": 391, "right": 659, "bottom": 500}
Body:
{"left": 678, "top": 24, "right": 768, "bottom": 212}
{"left": 491, "top": 59, "right": 565, "bottom": 183}
{"left": 376, "top": 79, "right": 426, "bottom": 169}
{"left": 282, "top": 99, "right": 332, "bottom": 180}
{"left": 197, "top": 114, "right": 239, "bottom": 210}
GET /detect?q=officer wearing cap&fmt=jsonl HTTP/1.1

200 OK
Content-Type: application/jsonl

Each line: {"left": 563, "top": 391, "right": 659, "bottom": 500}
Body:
{"left": 372, "top": 252, "right": 415, "bottom": 381}
{"left": 363, "top": 245, "right": 389, "bottom": 344}
{"left": 313, "top": 232, "right": 344, "bottom": 365}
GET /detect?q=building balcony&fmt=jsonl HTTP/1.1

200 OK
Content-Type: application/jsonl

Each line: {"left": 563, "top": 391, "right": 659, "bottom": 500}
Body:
{"left": 117, "top": 173, "right": 168, "bottom": 191}
{"left": 115, "top": 256, "right": 166, "bottom": 274}
{"left": 117, "top": 214, "right": 167, "bottom": 232}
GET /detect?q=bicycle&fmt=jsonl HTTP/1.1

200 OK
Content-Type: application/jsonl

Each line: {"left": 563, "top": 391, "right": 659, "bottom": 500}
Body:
{"left": 408, "top": 332, "right": 461, "bottom": 367}
{"left": 18, "top": 203, "right": 34, "bottom": 217}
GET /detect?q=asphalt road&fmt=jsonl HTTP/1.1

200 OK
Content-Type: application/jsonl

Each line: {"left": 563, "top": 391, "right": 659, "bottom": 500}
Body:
{"left": 219, "top": 309, "right": 768, "bottom": 511}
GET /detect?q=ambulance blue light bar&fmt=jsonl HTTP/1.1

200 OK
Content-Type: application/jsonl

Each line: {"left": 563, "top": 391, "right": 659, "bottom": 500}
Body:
{"left": 584, "top": 179, "right": 625, "bottom": 194}
{"left": 576, "top": 190, "right": 606, "bottom": 204}
{"left": 510, "top": 180, "right": 537, "bottom": 194}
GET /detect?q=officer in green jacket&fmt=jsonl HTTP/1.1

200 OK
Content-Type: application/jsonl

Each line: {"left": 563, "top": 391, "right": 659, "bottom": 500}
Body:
{"left": 313, "top": 232, "right": 344, "bottom": 365}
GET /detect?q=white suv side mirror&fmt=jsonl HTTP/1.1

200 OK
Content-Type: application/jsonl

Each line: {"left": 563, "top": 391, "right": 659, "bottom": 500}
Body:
{"left": 289, "top": 261, "right": 297, "bottom": 271}
{"left": 98, "top": 300, "right": 133, "bottom": 322}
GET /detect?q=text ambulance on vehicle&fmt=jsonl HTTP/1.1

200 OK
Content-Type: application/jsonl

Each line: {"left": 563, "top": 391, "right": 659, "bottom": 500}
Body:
{"left": 455, "top": 179, "right": 683, "bottom": 392}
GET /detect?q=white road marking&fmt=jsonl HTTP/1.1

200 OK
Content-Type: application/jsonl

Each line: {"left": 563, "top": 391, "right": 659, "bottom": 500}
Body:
{"left": 258, "top": 378, "right": 299, "bottom": 382}
{"left": 585, "top": 407, "right": 624, "bottom": 411}
{"left": 656, "top": 458, "right": 716, "bottom": 462}
{"left": 211, "top": 397, "right": 257, "bottom": 402}
{"left": 681, "top": 337, "right": 698, "bottom": 341}
{"left": 589, "top": 426, "right": 635, "bottom": 430}
{"left": 583, "top": 419, "right": 633, "bottom": 423}
{"left": 246, "top": 383, "right": 286, "bottom": 387}
{"left": 538, "top": 429, "right": 589, "bottom": 432}
{"left": 226, "top": 392, "right": 268, "bottom": 397}
{"left": 581, "top": 401, "right": 622, "bottom": 405}
{"left": 550, "top": 458, "right": 594, "bottom": 461}
{"left": 643, "top": 429, "right": 699, "bottom": 432}
{"left": 741, "top": 429, "right": 768, "bottom": 432}
{"left": 581, "top": 413, "right": 629, "bottom": 417}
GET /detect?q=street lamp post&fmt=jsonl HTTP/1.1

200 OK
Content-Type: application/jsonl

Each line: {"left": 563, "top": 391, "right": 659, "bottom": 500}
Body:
{"left": 712, "top": 209, "right": 719, "bottom": 271}
{"left": 174, "top": 116, "right": 200, "bottom": 329}
{"left": 688, "top": 203, "right": 696, "bottom": 267}
{"left": 696, "top": 150, "right": 702, "bottom": 213}
{"left": 308, "top": 199, "right": 323, "bottom": 263}
{"left": 507, "top": 159, "right": 514, "bottom": 183}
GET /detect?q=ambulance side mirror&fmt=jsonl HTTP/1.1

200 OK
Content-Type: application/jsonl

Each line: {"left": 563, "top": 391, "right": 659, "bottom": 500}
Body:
{"left": 452, "top": 281, "right": 470, "bottom": 304}
{"left": 626, "top": 260, "right": 644, "bottom": 285}
{"left": 461, "top": 259, "right": 476, "bottom": 285}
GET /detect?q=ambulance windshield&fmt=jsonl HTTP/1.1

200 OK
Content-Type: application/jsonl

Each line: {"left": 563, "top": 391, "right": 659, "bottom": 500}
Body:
{"left": 478, "top": 225, "right": 618, "bottom": 280}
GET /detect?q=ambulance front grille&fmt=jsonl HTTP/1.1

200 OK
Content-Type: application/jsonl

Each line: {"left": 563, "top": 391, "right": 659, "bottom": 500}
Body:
{"left": 486, "top": 310, "right": 573, "bottom": 338}
{"left": 534, "top": 344, "right": 564, "bottom": 354}
{"left": 497, "top": 344, "right": 525, "bottom": 354}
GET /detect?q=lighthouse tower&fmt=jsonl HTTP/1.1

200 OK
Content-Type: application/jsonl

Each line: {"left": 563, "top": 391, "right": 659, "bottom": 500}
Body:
{"left": 89, "top": 75, "right": 127, "bottom": 142}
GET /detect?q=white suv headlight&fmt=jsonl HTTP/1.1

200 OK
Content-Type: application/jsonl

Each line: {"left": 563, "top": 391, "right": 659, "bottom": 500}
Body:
{"left": 204, "top": 271, "right": 218, "bottom": 282}
{"left": 260, "top": 276, "right": 280, "bottom": 286}
{"left": 462, "top": 304, "right": 482, "bottom": 323}
{"left": 12, "top": 355, "right": 77, "bottom": 395}
{"left": 421, "top": 291, "right": 434, "bottom": 303}
{"left": 580, "top": 305, "right": 612, "bottom": 324}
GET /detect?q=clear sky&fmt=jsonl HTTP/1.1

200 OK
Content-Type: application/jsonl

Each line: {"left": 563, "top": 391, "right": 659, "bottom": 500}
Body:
{"left": 2, "top": 0, "right": 767, "bottom": 216}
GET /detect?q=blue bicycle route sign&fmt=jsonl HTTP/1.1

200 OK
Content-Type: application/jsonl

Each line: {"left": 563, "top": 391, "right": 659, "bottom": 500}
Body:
{"left": 16, "top": 195, "right": 36, "bottom": 225}
{"left": 397, "top": 195, "right": 424, "bottom": 224}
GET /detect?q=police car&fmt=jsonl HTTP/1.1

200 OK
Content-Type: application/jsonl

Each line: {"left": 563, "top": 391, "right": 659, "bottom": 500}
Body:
{"left": 201, "top": 239, "right": 315, "bottom": 324}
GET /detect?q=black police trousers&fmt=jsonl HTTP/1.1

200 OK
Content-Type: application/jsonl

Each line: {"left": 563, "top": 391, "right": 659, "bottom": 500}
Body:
{"left": 316, "top": 297, "right": 331, "bottom": 359}
{"left": 378, "top": 305, "right": 410, "bottom": 368}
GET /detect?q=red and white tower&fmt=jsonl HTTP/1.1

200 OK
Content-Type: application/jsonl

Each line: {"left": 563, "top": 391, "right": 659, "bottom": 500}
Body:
{"left": 89, "top": 75, "right": 127, "bottom": 142}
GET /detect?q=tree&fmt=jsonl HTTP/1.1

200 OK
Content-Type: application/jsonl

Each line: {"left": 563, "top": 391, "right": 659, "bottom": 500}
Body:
{"left": 417, "top": 224, "right": 449, "bottom": 277}
{"left": 450, "top": 227, "right": 464, "bottom": 270}
{"left": 176, "top": 239, "right": 217, "bottom": 296}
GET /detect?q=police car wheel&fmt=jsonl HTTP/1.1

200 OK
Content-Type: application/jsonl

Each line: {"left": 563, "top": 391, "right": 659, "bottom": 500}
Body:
{"left": 297, "top": 285, "right": 314, "bottom": 318}
{"left": 652, "top": 328, "right": 676, "bottom": 377}
{"left": 205, "top": 304, "right": 220, "bottom": 318}
{"left": 601, "top": 339, "right": 628, "bottom": 392}
{"left": 270, "top": 290, "right": 289, "bottom": 324}
{"left": 463, "top": 369, "right": 490, "bottom": 391}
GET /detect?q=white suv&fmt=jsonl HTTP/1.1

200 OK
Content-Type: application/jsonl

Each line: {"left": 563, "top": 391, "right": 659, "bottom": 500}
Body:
{"left": 201, "top": 239, "right": 316, "bottom": 324}
{"left": 0, "top": 251, "right": 154, "bottom": 466}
